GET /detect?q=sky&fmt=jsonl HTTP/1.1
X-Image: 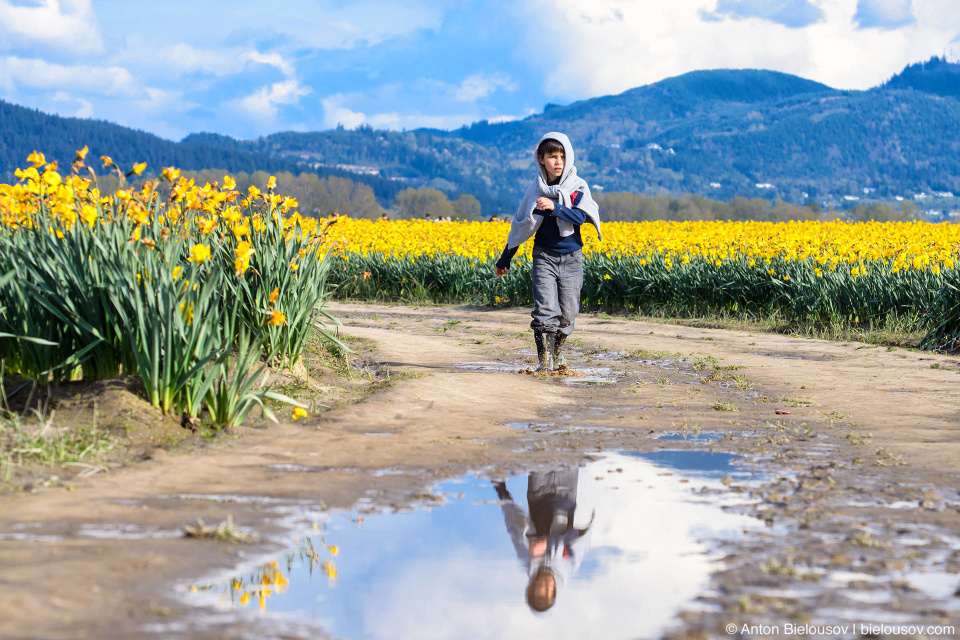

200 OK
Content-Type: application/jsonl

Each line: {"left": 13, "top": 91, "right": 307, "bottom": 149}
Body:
{"left": 1, "top": 0, "right": 960, "bottom": 141}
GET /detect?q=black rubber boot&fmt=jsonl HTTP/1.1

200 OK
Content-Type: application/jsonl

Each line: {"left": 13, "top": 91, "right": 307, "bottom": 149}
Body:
{"left": 535, "top": 331, "right": 555, "bottom": 372}
{"left": 553, "top": 332, "right": 568, "bottom": 370}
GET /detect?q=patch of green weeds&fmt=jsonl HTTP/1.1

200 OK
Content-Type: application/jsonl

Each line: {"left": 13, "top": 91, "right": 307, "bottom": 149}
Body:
{"left": 183, "top": 515, "right": 257, "bottom": 543}
{"left": 436, "top": 320, "right": 462, "bottom": 333}
{"left": 848, "top": 531, "right": 884, "bottom": 548}
{"left": 712, "top": 401, "right": 738, "bottom": 412}
{"left": 629, "top": 348, "right": 681, "bottom": 360}
{"left": 775, "top": 395, "right": 818, "bottom": 408}
{"left": 845, "top": 433, "right": 872, "bottom": 445}
{"left": 0, "top": 380, "right": 116, "bottom": 479}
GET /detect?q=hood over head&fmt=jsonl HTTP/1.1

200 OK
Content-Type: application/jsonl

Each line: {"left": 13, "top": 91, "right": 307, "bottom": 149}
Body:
{"left": 535, "top": 132, "right": 575, "bottom": 184}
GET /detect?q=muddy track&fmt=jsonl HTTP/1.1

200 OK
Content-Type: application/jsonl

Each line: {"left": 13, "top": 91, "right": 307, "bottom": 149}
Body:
{"left": 1, "top": 303, "right": 959, "bottom": 639}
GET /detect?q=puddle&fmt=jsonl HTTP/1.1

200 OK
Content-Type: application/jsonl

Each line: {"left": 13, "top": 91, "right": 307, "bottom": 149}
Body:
{"left": 657, "top": 431, "right": 725, "bottom": 444}
{"left": 559, "top": 367, "right": 619, "bottom": 386}
{"left": 77, "top": 524, "right": 182, "bottom": 540}
{"left": 187, "top": 451, "right": 764, "bottom": 639}
{"left": 752, "top": 352, "right": 844, "bottom": 362}
{"left": 264, "top": 465, "right": 410, "bottom": 478}
{"left": 503, "top": 423, "right": 633, "bottom": 436}
{"left": 457, "top": 361, "right": 524, "bottom": 373}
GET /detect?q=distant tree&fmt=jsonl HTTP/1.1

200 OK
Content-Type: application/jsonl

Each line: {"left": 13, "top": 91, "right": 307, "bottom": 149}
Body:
{"left": 452, "top": 193, "right": 482, "bottom": 220}
{"left": 179, "top": 170, "right": 382, "bottom": 219}
{"left": 393, "top": 187, "right": 455, "bottom": 220}
{"left": 848, "top": 203, "right": 914, "bottom": 222}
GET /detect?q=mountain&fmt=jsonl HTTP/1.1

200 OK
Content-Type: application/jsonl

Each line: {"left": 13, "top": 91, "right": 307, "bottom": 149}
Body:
{"left": 883, "top": 56, "right": 960, "bottom": 99}
{"left": 228, "top": 65, "right": 960, "bottom": 209}
{"left": 0, "top": 101, "right": 403, "bottom": 204}
{"left": 0, "top": 100, "right": 300, "bottom": 179}
{"left": 3, "top": 61, "right": 960, "bottom": 214}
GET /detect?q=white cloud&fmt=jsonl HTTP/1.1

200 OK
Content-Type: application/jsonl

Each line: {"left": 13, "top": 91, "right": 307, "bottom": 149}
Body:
{"left": 855, "top": 0, "right": 915, "bottom": 29}
{"left": 321, "top": 94, "right": 369, "bottom": 129}
{"left": 235, "top": 78, "right": 311, "bottom": 120}
{"left": 320, "top": 93, "right": 480, "bottom": 130}
{"left": 136, "top": 87, "right": 189, "bottom": 114}
{"left": 136, "top": 43, "right": 296, "bottom": 81}
{"left": 0, "top": 0, "right": 102, "bottom": 54}
{"left": 321, "top": 92, "right": 480, "bottom": 130}
{"left": 276, "top": 2, "right": 443, "bottom": 51}
{"left": 518, "top": 0, "right": 960, "bottom": 95}
{"left": 155, "top": 43, "right": 238, "bottom": 76}
{"left": 453, "top": 73, "right": 517, "bottom": 102}
{"left": 0, "top": 56, "right": 137, "bottom": 95}
{"left": 241, "top": 51, "right": 295, "bottom": 77}
{"left": 51, "top": 91, "right": 93, "bottom": 118}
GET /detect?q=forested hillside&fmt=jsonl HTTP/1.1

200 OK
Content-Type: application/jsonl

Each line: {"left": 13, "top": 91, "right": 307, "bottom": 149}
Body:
{"left": 0, "top": 101, "right": 403, "bottom": 205}
{"left": 3, "top": 60, "right": 960, "bottom": 215}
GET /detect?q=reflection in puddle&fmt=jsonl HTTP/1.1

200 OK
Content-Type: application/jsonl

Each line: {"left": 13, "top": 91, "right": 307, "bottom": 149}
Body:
{"left": 630, "top": 451, "right": 755, "bottom": 482}
{"left": 189, "top": 452, "right": 762, "bottom": 639}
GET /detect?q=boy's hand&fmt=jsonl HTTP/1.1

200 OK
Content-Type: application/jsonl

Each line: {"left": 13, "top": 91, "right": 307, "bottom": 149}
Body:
{"left": 535, "top": 197, "right": 555, "bottom": 212}
{"left": 494, "top": 266, "right": 509, "bottom": 277}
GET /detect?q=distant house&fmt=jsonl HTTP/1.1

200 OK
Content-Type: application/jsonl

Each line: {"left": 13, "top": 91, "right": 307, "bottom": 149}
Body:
{"left": 863, "top": 187, "right": 876, "bottom": 195}
{"left": 592, "top": 184, "right": 605, "bottom": 191}
{"left": 915, "top": 192, "right": 930, "bottom": 200}
{"left": 935, "top": 191, "right": 955, "bottom": 198}
{"left": 607, "top": 143, "right": 621, "bottom": 149}
{"left": 843, "top": 195, "right": 860, "bottom": 202}
{"left": 895, "top": 196, "right": 905, "bottom": 201}
{"left": 709, "top": 182, "right": 722, "bottom": 189}
{"left": 646, "top": 143, "right": 663, "bottom": 151}
{"left": 755, "top": 183, "right": 774, "bottom": 189}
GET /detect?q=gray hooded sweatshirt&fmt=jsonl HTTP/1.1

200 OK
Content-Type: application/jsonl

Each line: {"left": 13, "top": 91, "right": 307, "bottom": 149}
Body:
{"left": 496, "top": 132, "right": 601, "bottom": 269}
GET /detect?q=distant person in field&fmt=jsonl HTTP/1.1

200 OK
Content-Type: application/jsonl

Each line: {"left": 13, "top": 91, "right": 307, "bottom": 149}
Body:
{"left": 380, "top": 212, "right": 389, "bottom": 221}
{"left": 494, "top": 132, "right": 602, "bottom": 371}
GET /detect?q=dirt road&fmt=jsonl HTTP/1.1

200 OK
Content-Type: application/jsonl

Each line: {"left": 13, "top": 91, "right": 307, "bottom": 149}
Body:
{"left": 1, "top": 303, "right": 959, "bottom": 639}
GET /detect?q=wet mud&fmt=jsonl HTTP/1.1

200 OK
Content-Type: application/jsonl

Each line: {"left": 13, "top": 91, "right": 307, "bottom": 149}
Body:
{"left": 1, "top": 302, "right": 959, "bottom": 639}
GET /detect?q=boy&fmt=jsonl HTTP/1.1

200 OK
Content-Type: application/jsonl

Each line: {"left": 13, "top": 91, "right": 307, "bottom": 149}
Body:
{"left": 494, "top": 132, "right": 602, "bottom": 371}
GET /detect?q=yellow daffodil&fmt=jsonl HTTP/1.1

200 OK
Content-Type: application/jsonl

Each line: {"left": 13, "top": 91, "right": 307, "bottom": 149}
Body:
{"left": 188, "top": 243, "right": 211, "bottom": 263}
{"left": 27, "top": 151, "right": 46, "bottom": 168}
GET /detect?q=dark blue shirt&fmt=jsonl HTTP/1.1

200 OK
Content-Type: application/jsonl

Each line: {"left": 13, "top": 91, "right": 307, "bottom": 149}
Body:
{"left": 496, "top": 192, "right": 587, "bottom": 270}
{"left": 533, "top": 202, "right": 586, "bottom": 254}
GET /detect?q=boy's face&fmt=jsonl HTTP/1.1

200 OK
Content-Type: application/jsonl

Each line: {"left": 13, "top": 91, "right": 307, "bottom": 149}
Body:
{"left": 538, "top": 150, "right": 565, "bottom": 180}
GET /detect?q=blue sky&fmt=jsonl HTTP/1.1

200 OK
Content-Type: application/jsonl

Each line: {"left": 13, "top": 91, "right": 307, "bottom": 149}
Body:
{"left": 1, "top": 0, "right": 958, "bottom": 141}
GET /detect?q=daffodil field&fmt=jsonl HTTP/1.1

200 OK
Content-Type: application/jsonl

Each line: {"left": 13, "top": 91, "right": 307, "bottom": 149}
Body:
{"left": 3, "top": 149, "right": 960, "bottom": 431}
{"left": 0, "top": 151, "right": 339, "bottom": 428}
{"left": 316, "top": 217, "right": 960, "bottom": 349}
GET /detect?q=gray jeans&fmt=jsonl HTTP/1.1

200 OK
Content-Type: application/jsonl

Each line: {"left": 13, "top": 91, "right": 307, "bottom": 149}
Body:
{"left": 530, "top": 246, "right": 583, "bottom": 336}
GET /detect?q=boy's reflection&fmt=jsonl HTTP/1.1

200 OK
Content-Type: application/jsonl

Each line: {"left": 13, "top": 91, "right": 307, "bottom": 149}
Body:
{"left": 493, "top": 468, "right": 594, "bottom": 612}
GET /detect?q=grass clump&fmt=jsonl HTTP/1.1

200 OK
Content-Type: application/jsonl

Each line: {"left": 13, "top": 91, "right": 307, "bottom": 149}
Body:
{"left": 183, "top": 515, "right": 257, "bottom": 543}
